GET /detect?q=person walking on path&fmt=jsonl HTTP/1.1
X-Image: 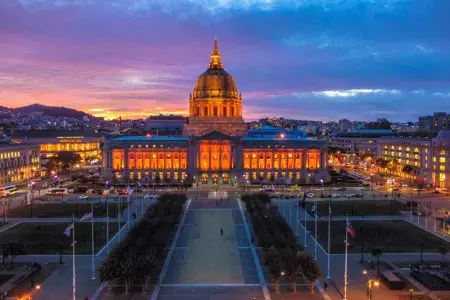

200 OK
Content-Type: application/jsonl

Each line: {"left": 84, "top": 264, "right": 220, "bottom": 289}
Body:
{"left": 220, "top": 228, "right": 223, "bottom": 235}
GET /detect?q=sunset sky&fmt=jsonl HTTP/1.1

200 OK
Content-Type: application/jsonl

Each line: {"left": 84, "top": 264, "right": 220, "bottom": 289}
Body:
{"left": 1, "top": 0, "right": 449, "bottom": 121}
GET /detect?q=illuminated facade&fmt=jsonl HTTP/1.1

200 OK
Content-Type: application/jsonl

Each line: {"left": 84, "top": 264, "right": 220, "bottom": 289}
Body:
{"left": 377, "top": 130, "right": 450, "bottom": 188}
{"left": 12, "top": 131, "right": 101, "bottom": 163}
{"left": 0, "top": 144, "right": 40, "bottom": 186}
{"left": 102, "top": 40, "right": 329, "bottom": 185}
{"left": 39, "top": 136, "right": 100, "bottom": 161}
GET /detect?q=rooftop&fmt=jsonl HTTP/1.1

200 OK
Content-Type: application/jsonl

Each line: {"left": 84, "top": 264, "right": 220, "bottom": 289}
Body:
{"left": 114, "top": 136, "right": 189, "bottom": 141}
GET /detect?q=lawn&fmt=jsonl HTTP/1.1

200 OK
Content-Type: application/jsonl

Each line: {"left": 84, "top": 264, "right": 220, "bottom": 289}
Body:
{"left": 7, "top": 202, "right": 128, "bottom": 218}
{"left": 0, "top": 222, "right": 125, "bottom": 254}
{"left": 306, "top": 220, "right": 450, "bottom": 254}
{"left": 305, "top": 200, "right": 409, "bottom": 217}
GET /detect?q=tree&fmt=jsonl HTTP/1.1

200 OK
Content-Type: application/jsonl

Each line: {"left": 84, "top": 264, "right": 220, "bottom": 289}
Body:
{"left": 44, "top": 158, "right": 58, "bottom": 175}
{"left": 282, "top": 248, "right": 303, "bottom": 294}
{"left": 439, "top": 246, "right": 448, "bottom": 260}
{"left": 300, "top": 252, "right": 322, "bottom": 292}
{"left": 57, "top": 151, "right": 81, "bottom": 171}
{"left": 371, "top": 248, "right": 383, "bottom": 277}
{"left": 402, "top": 164, "right": 413, "bottom": 174}
{"left": 8, "top": 242, "right": 24, "bottom": 267}
{"left": 268, "top": 256, "right": 284, "bottom": 294}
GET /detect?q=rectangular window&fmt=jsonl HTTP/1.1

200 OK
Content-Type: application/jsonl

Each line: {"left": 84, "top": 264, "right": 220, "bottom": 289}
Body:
{"left": 223, "top": 107, "right": 227, "bottom": 116}
{"left": 440, "top": 157, "right": 446, "bottom": 163}
{"left": 213, "top": 107, "right": 218, "bottom": 116}
{"left": 204, "top": 107, "right": 208, "bottom": 116}
{"left": 231, "top": 106, "right": 235, "bottom": 116}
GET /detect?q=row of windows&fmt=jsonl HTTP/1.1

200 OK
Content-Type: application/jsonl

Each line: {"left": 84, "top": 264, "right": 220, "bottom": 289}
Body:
{"left": 115, "top": 171, "right": 187, "bottom": 181}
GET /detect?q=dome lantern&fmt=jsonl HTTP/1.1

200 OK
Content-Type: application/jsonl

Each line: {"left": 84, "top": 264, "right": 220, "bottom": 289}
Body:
{"left": 209, "top": 38, "right": 223, "bottom": 70}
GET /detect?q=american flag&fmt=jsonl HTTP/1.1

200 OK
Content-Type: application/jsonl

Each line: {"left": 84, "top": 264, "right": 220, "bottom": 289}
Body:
{"left": 126, "top": 186, "right": 133, "bottom": 195}
{"left": 346, "top": 221, "right": 356, "bottom": 238}
{"left": 80, "top": 212, "right": 93, "bottom": 221}
{"left": 24, "top": 136, "right": 29, "bottom": 144}
{"left": 64, "top": 223, "right": 74, "bottom": 237}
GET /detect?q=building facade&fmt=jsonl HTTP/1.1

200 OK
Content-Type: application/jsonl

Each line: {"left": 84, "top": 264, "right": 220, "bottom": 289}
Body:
{"left": 0, "top": 143, "right": 40, "bottom": 186}
{"left": 102, "top": 40, "right": 329, "bottom": 185}
{"left": 376, "top": 130, "right": 450, "bottom": 189}
{"left": 11, "top": 130, "right": 101, "bottom": 162}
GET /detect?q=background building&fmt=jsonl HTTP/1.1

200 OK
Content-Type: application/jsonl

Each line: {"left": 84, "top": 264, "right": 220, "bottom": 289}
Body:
{"left": 144, "top": 115, "right": 187, "bottom": 136}
{"left": 0, "top": 143, "right": 40, "bottom": 186}
{"left": 102, "top": 40, "right": 329, "bottom": 185}
{"left": 376, "top": 130, "right": 450, "bottom": 189}
{"left": 11, "top": 130, "right": 101, "bottom": 163}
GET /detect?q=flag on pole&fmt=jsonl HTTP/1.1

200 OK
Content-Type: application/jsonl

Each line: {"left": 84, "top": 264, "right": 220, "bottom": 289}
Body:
{"left": 126, "top": 186, "right": 133, "bottom": 195}
{"left": 311, "top": 204, "right": 316, "bottom": 212}
{"left": 346, "top": 221, "right": 356, "bottom": 238}
{"left": 80, "top": 212, "right": 93, "bottom": 221}
{"left": 64, "top": 223, "right": 74, "bottom": 237}
{"left": 137, "top": 181, "right": 142, "bottom": 188}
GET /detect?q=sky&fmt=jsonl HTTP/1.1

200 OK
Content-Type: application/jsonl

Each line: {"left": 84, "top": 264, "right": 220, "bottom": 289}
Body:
{"left": 0, "top": 0, "right": 449, "bottom": 122}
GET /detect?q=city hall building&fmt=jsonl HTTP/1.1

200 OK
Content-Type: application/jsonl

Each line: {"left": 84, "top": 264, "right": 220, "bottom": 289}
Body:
{"left": 101, "top": 40, "right": 329, "bottom": 186}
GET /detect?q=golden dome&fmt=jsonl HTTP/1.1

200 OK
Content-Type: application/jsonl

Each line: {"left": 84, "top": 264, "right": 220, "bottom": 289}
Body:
{"left": 192, "top": 39, "right": 239, "bottom": 100}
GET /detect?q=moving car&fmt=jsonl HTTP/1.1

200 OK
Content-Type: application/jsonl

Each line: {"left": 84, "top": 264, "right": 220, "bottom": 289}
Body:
{"left": 144, "top": 194, "right": 158, "bottom": 199}
{"left": 331, "top": 193, "right": 340, "bottom": 198}
{"left": 79, "top": 195, "right": 89, "bottom": 200}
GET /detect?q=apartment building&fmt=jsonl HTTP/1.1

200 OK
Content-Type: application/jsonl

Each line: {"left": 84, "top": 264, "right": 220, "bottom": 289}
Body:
{"left": 0, "top": 143, "right": 40, "bottom": 186}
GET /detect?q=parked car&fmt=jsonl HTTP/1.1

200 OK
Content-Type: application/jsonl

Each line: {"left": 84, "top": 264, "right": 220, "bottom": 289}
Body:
{"left": 346, "top": 193, "right": 355, "bottom": 198}
{"left": 144, "top": 194, "right": 158, "bottom": 199}
{"left": 79, "top": 195, "right": 89, "bottom": 200}
{"left": 337, "top": 187, "right": 347, "bottom": 191}
{"left": 331, "top": 193, "right": 340, "bottom": 198}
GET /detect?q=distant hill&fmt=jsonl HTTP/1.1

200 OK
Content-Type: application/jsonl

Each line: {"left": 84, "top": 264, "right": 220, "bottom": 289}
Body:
{"left": 5, "top": 104, "right": 94, "bottom": 120}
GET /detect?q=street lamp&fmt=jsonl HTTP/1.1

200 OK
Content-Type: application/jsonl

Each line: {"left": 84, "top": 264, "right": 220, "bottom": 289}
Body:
{"left": 362, "top": 269, "right": 380, "bottom": 300}
{"left": 308, "top": 173, "right": 311, "bottom": 190}
{"left": 409, "top": 288, "right": 414, "bottom": 300}
{"left": 370, "top": 173, "right": 374, "bottom": 191}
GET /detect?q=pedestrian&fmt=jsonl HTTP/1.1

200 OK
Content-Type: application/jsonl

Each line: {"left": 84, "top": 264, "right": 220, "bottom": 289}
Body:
{"left": 220, "top": 228, "right": 223, "bottom": 235}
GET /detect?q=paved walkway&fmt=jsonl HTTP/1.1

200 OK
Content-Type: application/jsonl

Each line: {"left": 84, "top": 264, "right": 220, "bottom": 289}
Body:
{"left": 150, "top": 195, "right": 268, "bottom": 300}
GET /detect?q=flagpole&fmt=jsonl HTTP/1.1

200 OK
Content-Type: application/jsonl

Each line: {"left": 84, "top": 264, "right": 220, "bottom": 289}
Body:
{"left": 118, "top": 198, "right": 121, "bottom": 240}
{"left": 106, "top": 194, "right": 109, "bottom": 254}
{"left": 91, "top": 200, "right": 95, "bottom": 279}
{"left": 344, "top": 215, "right": 348, "bottom": 300}
{"left": 314, "top": 198, "right": 318, "bottom": 260}
{"left": 410, "top": 194, "right": 413, "bottom": 220}
{"left": 303, "top": 198, "right": 307, "bottom": 248}
{"left": 327, "top": 199, "right": 331, "bottom": 279}
{"left": 127, "top": 183, "right": 130, "bottom": 227}
{"left": 25, "top": 136, "right": 31, "bottom": 205}
{"left": 296, "top": 196, "right": 299, "bottom": 236}
{"left": 72, "top": 214, "right": 76, "bottom": 300}
{"left": 425, "top": 204, "right": 428, "bottom": 229}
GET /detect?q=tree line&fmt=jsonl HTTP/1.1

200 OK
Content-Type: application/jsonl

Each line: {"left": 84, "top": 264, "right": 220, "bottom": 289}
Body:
{"left": 242, "top": 193, "right": 321, "bottom": 293}
{"left": 99, "top": 193, "right": 186, "bottom": 294}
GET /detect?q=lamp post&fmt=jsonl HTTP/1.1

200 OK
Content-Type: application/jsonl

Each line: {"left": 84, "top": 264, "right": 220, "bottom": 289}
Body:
{"left": 371, "top": 173, "right": 374, "bottom": 191}
{"left": 362, "top": 269, "right": 379, "bottom": 300}
{"left": 308, "top": 173, "right": 311, "bottom": 190}
{"left": 420, "top": 240, "right": 424, "bottom": 262}
{"left": 409, "top": 288, "right": 414, "bottom": 300}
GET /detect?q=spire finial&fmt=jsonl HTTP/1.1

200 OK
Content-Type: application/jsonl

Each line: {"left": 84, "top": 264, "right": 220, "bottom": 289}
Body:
{"left": 209, "top": 38, "right": 223, "bottom": 69}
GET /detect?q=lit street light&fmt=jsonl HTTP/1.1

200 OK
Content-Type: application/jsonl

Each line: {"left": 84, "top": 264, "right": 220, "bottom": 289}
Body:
{"left": 362, "top": 269, "right": 380, "bottom": 300}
